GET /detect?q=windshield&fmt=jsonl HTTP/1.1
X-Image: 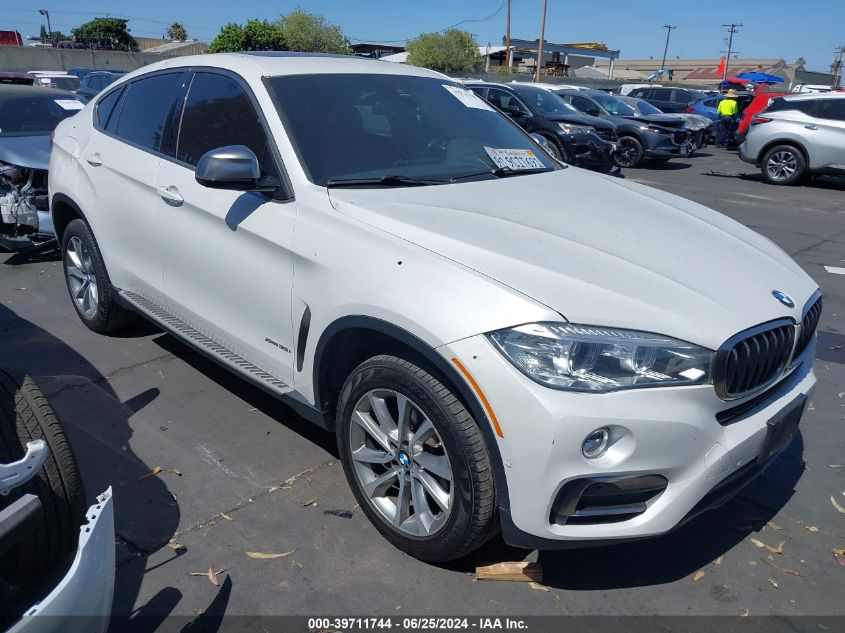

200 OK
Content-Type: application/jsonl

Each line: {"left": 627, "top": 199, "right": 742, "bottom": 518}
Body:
{"left": 626, "top": 98, "right": 662, "bottom": 116}
{"left": 267, "top": 74, "right": 557, "bottom": 186}
{"left": 0, "top": 94, "right": 84, "bottom": 136}
{"left": 511, "top": 86, "right": 580, "bottom": 116}
{"left": 591, "top": 93, "right": 636, "bottom": 116}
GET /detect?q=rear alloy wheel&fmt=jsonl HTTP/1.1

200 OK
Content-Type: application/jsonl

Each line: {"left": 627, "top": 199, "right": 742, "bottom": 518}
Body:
{"left": 761, "top": 145, "right": 806, "bottom": 186}
{"left": 613, "top": 136, "right": 644, "bottom": 168}
{"left": 62, "top": 219, "right": 137, "bottom": 333}
{"left": 337, "top": 355, "right": 496, "bottom": 561}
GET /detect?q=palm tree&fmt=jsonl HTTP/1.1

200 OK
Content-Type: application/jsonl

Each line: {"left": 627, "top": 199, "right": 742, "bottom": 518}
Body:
{"left": 167, "top": 22, "right": 188, "bottom": 42}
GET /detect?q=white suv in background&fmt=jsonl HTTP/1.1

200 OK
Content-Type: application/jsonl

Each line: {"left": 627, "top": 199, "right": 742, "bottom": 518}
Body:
{"left": 740, "top": 93, "right": 845, "bottom": 185}
{"left": 49, "top": 53, "right": 820, "bottom": 561}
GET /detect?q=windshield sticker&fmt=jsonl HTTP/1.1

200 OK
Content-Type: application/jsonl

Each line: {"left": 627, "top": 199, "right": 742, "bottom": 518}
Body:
{"left": 54, "top": 99, "right": 84, "bottom": 111}
{"left": 443, "top": 85, "right": 493, "bottom": 110}
{"left": 484, "top": 147, "right": 546, "bottom": 171}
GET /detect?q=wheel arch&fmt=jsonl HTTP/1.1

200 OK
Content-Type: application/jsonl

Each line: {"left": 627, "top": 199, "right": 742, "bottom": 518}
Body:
{"left": 50, "top": 193, "right": 89, "bottom": 245}
{"left": 312, "top": 315, "right": 511, "bottom": 513}
{"left": 758, "top": 138, "right": 810, "bottom": 167}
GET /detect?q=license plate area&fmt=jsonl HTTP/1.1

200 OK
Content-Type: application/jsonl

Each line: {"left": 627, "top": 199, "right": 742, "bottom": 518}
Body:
{"left": 759, "top": 395, "right": 806, "bottom": 462}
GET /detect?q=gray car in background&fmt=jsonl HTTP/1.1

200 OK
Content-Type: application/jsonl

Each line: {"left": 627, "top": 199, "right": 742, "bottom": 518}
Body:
{"left": 739, "top": 93, "right": 845, "bottom": 185}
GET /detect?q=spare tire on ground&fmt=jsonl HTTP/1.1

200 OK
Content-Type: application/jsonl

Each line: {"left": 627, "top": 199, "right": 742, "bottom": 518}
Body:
{"left": 0, "top": 368, "right": 86, "bottom": 594}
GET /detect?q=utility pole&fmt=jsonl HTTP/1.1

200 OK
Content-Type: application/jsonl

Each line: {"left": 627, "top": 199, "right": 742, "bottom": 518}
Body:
{"left": 660, "top": 25, "right": 677, "bottom": 78}
{"left": 534, "top": 0, "right": 547, "bottom": 83}
{"left": 721, "top": 23, "right": 742, "bottom": 80}
{"left": 505, "top": 0, "right": 512, "bottom": 68}
{"left": 832, "top": 46, "right": 845, "bottom": 88}
{"left": 38, "top": 9, "right": 52, "bottom": 38}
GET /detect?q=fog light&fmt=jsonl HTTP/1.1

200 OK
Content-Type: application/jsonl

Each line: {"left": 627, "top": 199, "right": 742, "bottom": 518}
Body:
{"left": 582, "top": 428, "right": 609, "bottom": 459}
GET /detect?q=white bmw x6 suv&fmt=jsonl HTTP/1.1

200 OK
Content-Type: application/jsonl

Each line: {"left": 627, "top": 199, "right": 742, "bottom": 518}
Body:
{"left": 49, "top": 53, "right": 821, "bottom": 561}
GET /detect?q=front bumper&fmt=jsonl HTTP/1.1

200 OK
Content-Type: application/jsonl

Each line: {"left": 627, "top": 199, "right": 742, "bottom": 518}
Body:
{"left": 9, "top": 488, "right": 115, "bottom": 633}
{"left": 643, "top": 132, "right": 691, "bottom": 159}
{"left": 440, "top": 335, "right": 816, "bottom": 546}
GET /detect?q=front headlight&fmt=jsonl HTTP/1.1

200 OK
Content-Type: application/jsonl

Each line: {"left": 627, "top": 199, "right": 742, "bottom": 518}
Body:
{"left": 488, "top": 323, "right": 712, "bottom": 392}
{"left": 558, "top": 123, "right": 595, "bottom": 135}
{"left": 641, "top": 125, "right": 671, "bottom": 134}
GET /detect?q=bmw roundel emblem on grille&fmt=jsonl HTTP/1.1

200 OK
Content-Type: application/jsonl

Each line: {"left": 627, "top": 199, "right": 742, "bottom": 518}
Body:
{"left": 772, "top": 290, "right": 795, "bottom": 308}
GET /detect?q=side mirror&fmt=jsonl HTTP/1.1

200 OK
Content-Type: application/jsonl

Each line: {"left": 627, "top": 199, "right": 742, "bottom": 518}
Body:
{"left": 195, "top": 145, "right": 276, "bottom": 192}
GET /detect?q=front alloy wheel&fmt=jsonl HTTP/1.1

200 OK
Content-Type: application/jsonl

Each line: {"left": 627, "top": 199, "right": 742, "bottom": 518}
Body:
{"left": 349, "top": 389, "right": 453, "bottom": 536}
{"left": 613, "top": 136, "right": 644, "bottom": 168}
{"left": 337, "top": 355, "right": 496, "bottom": 561}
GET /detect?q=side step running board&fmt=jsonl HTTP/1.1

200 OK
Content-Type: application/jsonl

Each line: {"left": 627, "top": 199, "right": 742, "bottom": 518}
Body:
{"left": 120, "top": 290, "right": 293, "bottom": 397}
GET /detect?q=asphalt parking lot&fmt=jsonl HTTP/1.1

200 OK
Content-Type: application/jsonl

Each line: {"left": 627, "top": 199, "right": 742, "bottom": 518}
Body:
{"left": 1, "top": 148, "right": 844, "bottom": 624}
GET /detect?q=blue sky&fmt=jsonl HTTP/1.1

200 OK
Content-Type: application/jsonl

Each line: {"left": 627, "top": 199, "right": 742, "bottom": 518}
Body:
{"left": 3, "top": 0, "right": 842, "bottom": 71}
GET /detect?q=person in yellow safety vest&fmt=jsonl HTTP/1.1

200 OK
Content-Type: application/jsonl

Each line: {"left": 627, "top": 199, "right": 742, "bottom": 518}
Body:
{"left": 715, "top": 89, "right": 740, "bottom": 149}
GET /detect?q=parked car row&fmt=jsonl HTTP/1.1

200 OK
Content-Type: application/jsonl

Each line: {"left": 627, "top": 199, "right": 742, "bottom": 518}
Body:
{"left": 43, "top": 53, "right": 821, "bottom": 565}
{"left": 464, "top": 81, "right": 706, "bottom": 169}
{"left": 12, "top": 69, "right": 127, "bottom": 103}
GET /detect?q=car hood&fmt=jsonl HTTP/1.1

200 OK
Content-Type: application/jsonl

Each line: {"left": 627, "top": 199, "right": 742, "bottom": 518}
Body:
{"left": 619, "top": 113, "right": 686, "bottom": 128}
{"left": 328, "top": 169, "right": 817, "bottom": 349}
{"left": 543, "top": 113, "right": 615, "bottom": 130}
{"left": 0, "top": 134, "right": 51, "bottom": 170}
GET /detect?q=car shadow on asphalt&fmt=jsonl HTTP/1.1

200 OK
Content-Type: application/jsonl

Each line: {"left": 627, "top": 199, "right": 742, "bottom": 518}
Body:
{"left": 151, "top": 333, "right": 339, "bottom": 457}
{"left": 702, "top": 169, "right": 845, "bottom": 191}
{"left": 0, "top": 305, "right": 230, "bottom": 626}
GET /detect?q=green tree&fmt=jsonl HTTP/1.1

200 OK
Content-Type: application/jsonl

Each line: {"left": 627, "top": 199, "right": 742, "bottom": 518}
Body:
{"left": 406, "top": 29, "right": 480, "bottom": 72}
{"left": 71, "top": 17, "right": 137, "bottom": 51}
{"left": 39, "top": 24, "right": 47, "bottom": 39}
{"left": 208, "top": 19, "right": 285, "bottom": 53}
{"left": 167, "top": 22, "right": 188, "bottom": 42}
{"left": 276, "top": 9, "right": 350, "bottom": 54}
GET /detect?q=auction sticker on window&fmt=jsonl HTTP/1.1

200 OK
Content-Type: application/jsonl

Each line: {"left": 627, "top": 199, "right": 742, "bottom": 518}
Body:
{"left": 443, "top": 84, "right": 492, "bottom": 110}
{"left": 484, "top": 147, "right": 545, "bottom": 170}
{"left": 54, "top": 99, "right": 84, "bottom": 111}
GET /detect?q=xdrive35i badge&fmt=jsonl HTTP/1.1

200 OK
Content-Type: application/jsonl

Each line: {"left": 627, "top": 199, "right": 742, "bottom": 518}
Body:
{"left": 772, "top": 290, "right": 795, "bottom": 308}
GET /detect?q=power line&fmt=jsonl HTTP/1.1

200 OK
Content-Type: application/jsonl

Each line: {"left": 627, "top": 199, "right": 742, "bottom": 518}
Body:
{"left": 349, "top": 0, "right": 505, "bottom": 43}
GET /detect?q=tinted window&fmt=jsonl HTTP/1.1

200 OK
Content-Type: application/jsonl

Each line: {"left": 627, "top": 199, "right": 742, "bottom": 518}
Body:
{"left": 651, "top": 88, "right": 672, "bottom": 100}
{"left": 485, "top": 88, "right": 527, "bottom": 114}
{"left": 176, "top": 72, "right": 275, "bottom": 176}
{"left": 114, "top": 72, "right": 184, "bottom": 152}
{"left": 267, "top": 74, "right": 557, "bottom": 186}
{"left": 630, "top": 89, "right": 648, "bottom": 98}
{"left": 815, "top": 99, "right": 845, "bottom": 121}
{"left": 512, "top": 86, "right": 579, "bottom": 116}
{"left": 89, "top": 74, "right": 111, "bottom": 91}
{"left": 95, "top": 87, "right": 122, "bottom": 129}
{"left": 704, "top": 98, "right": 720, "bottom": 108}
{"left": 670, "top": 90, "right": 692, "bottom": 103}
{"left": 570, "top": 95, "right": 596, "bottom": 112}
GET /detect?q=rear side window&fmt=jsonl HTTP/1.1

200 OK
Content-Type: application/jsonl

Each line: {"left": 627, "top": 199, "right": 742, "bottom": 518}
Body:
{"left": 630, "top": 89, "right": 648, "bottom": 98}
{"left": 95, "top": 87, "right": 122, "bottom": 129}
{"left": 176, "top": 72, "right": 276, "bottom": 177}
{"left": 816, "top": 99, "right": 845, "bottom": 121}
{"left": 652, "top": 88, "right": 672, "bottom": 100}
{"left": 704, "top": 98, "right": 720, "bottom": 108}
{"left": 113, "top": 72, "right": 184, "bottom": 152}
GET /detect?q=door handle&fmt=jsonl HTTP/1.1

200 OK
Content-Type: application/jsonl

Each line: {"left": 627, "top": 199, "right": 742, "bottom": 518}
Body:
{"left": 804, "top": 124, "right": 819, "bottom": 130}
{"left": 85, "top": 152, "right": 102, "bottom": 167}
{"left": 158, "top": 186, "right": 184, "bottom": 205}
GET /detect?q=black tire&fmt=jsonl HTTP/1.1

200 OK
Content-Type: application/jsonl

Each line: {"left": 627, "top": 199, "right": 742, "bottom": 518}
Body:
{"left": 61, "top": 218, "right": 137, "bottom": 333}
{"left": 0, "top": 369, "right": 86, "bottom": 588}
{"left": 336, "top": 355, "right": 496, "bottom": 562}
{"left": 760, "top": 144, "right": 807, "bottom": 186}
{"left": 543, "top": 136, "right": 568, "bottom": 164}
{"left": 613, "top": 135, "right": 645, "bottom": 168}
